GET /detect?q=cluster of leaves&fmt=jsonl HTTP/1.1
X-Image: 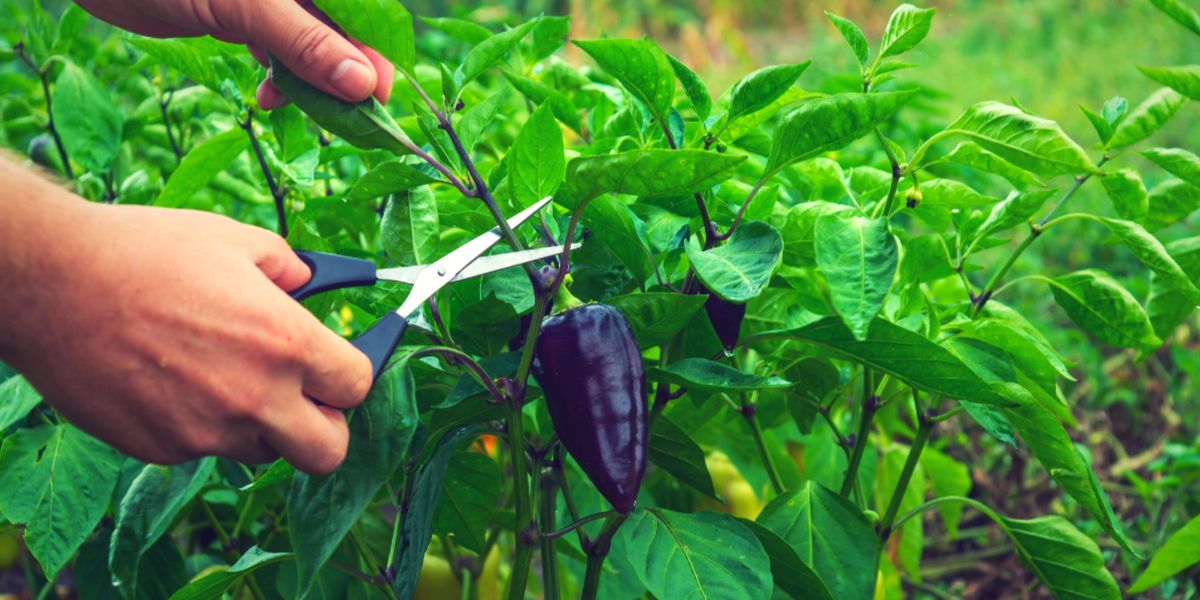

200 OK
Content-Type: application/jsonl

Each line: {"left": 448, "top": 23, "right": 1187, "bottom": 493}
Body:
{"left": 1, "top": 0, "right": 1199, "bottom": 599}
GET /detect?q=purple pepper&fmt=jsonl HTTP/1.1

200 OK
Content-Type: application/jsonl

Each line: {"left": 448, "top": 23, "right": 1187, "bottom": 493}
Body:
{"left": 700, "top": 285, "right": 747, "bottom": 351}
{"left": 533, "top": 304, "right": 648, "bottom": 513}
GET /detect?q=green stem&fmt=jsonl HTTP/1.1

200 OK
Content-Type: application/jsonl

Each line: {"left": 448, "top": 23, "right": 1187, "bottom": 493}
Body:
{"left": 581, "top": 514, "right": 628, "bottom": 600}
{"left": 15, "top": 43, "right": 73, "bottom": 180}
{"left": 201, "top": 500, "right": 234, "bottom": 550}
{"left": 502, "top": 400, "right": 535, "bottom": 600}
{"left": 840, "top": 368, "right": 877, "bottom": 497}
{"left": 460, "top": 568, "right": 473, "bottom": 600}
{"left": 930, "top": 405, "right": 966, "bottom": 424}
{"left": 241, "top": 111, "right": 288, "bottom": 237}
{"left": 891, "top": 495, "right": 998, "bottom": 533}
{"left": 878, "top": 393, "right": 932, "bottom": 540}
{"left": 539, "top": 469, "right": 561, "bottom": 600}
{"left": 873, "top": 128, "right": 903, "bottom": 218}
{"left": 744, "top": 401, "right": 785, "bottom": 495}
{"left": 719, "top": 176, "right": 767, "bottom": 241}
{"left": 413, "top": 346, "right": 505, "bottom": 404}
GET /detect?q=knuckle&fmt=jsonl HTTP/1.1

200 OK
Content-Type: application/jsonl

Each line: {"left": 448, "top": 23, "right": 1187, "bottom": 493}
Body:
{"left": 288, "top": 24, "right": 336, "bottom": 70}
{"left": 348, "top": 365, "right": 373, "bottom": 403}
{"left": 308, "top": 435, "right": 348, "bottom": 475}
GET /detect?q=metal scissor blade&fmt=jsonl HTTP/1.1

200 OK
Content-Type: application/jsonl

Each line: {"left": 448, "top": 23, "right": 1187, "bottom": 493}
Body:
{"left": 376, "top": 243, "right": 579, "bottom": 284}
{"left": 392, "top": 196, "right": 553, "bottom": 317}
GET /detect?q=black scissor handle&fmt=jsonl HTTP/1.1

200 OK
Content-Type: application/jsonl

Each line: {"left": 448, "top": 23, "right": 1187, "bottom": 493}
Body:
{"left": 290, "top": 251, "right": 379, "bottom": 301}
{"left": 351, "top": 312, "right": 409, "bottom": 378}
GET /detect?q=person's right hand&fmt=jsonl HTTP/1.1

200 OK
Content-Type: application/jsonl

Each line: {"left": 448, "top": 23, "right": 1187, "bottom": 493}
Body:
{"left": 0, "top": 164, "right": 373, "bottom": 474}
{"left": 74, "top": 0, "right": 395, "bottom": 110}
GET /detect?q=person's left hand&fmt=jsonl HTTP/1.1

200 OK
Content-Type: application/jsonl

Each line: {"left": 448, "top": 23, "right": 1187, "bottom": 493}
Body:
{"left": 75, "top": 0, "right": 394, "bottom": 110}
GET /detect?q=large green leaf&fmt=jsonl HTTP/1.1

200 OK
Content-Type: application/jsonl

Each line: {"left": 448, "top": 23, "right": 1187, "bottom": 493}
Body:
{"left": 556, "top": 149, "right": 744, "bottom": 210}
{"left": 1108, "top": 88, "right": 1189, "bottom": 150}
{"left": 110, "top": 459, "right": 215, "bottom": 598}
{"left": 574, "top": 38, "right": 676, "bottom": 126}
{"left": 924, "top": 102, "right": 1098, "bottom": 177}
{"left": 432, "top": 451, "right": 498, "bottom": 554}
{"left": 1138, "top": 65, "right": 1200, "bottom": 100}
{"left": 502, "top": 71, "right": 584, "bottom": 134}
{"left": 0, "top": 424, "right": 122, "bottom": 580}
{"left": 752, "top": 317, "right": 1011, "bottom": 406}
{"left": 456, "top": 17, "right": 540, "bottom": 90}
{"left": 814, "top": 214, "right": 898, "bottom": 339}
{"left": 1141, "top": 147, "right": 1200, "bottom": 187}
{"left": 1144, "top": 179, "right": 1200, "bottom": 232}
{"left": 1002, "top": 515, "right": 1121, "bottom": 599}
{"left": 128, "top": 37, "right": 254, "bottom": 97}
{"left": 1100, "top": 169, "right": 1149, "bottom": 222}
{"left": 0, "top": 375, "right": 40, "bottom": 431}
{"left": 168, "top": 547, "right": 292, "bottom": 600}
{"left": 1042, "top": 270, "right": 1161, "bottom": 351}
{"left": 738, "top": 519, "right": 835, "bottom": 600}
{"left": 509, "top": 103, "right": 565, "bottom": 207}
{"left": 1150, "top": 0, "right": 1200, "bottom": 35}
{"left": 313, "top": 0, "right": 414, "bottom": 72}
{"left": 346, "top": 161, "right": 441, "bottom": 201}
{"left": 647, "top": 358, "right": 792, "bottom": 392}
{"left": 288, "top": 357, "right": 419, "bottom": 597}
{"left": 607, "top": 292, "right": 708, "bottom": 348}
{"left": 620, "top": 509, "right": 772, "bottom": 599}
{"left": 825, "top": 12, "right": 869, "bottom": 67}
{"left": 687, "top": 221, "right": 783, "bottom": 303}
{"left": 757, "top": 481, "right": 879, "bottom": 599}
{"left": 878, "top": 4, "right": 936, "bottom": 60}
{"left": 1148, "top": 237, "right": 1200, "bottom": 338}
{"left": 584, "top": 196, "right": 656, "bottom": 284}
{"left": 667, "top": 53, "right": 712, "bottom": 121}
{"left": 780, "top": 201, "right": 854, "bottom": 266}
{"left": 419, "top": 17, "right": 493, "bottom": 45}
{"left": 51, "top": 61, "right": 122, "bottom": 174}
{"left": 766, "top": 91, "right": 914, "bottom": 175}
{"left": 973, "top": 189, "right": 1056, "bottom": 241}
{"left": 382, "top": 186, "right": 440, "bottom": 266}
{"left": 919, "top": 448, "right": 971, "bottom": 539}
{"left": 1130, "top": 513, "right": 1200, "bottom": 593}
{"left": 1096, "top": 217, "right": 1200, "bottom": 301}
{"left": 648, "top": 416, "right": 719, "bottom": 500}
{"left": 270, "top": 57, "right": 410, "bottom": 154}
{"left": 726, "top": 62, "right": 811, "bottom": 123}
{"left": 943, "top": 141, "right": 1045, "bottom": 190}
{"left": 156, "top": 128, "right": 248, "bottom": 207}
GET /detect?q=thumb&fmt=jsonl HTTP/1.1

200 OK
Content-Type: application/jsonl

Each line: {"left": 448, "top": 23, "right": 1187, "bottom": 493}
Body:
{"left": 242, "top": 1, "right": 377, "bottom": 102}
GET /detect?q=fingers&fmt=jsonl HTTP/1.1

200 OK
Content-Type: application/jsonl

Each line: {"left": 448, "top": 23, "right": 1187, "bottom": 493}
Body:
{"left": 243, "top": 229, "right": 311, "bottom": 293}
{"left": 261, "top": 400, "right": 351, "bottom": 475}
{"left": 240, "top": 0, "right": 377, "bottom": 103}
{"left": 357, "top": 45, "right": 395, "bottom": 104}
{"left": 299, "top": 318, "right": 374, "bottom": 410}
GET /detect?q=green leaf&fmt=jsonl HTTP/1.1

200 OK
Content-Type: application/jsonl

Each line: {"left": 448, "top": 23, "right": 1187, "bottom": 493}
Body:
{"left": 419, "top": 17, "right": 493, "bottom": 45}
{"left": 1043, "top": 270, "right": 1161, "bottom": 351}
{"left": 457, "top": 17, "right": 541, "bottom": 90}
{"left": 156, "top": 128, "right": 248, "bottom": 207}
{"left": 382, "top": 186, "right": 440, "bottom": 266}
{"left": 878, "top": 4, "right": 936, "bottom": 60}
{"left": 738, "top": 519, "right": 835, "bottom": 600}
{"left": 767, "top": 91, "right": 915, "bottom": 175}
{"left": 584, "top": 196, "right": 656, "bottom": 284}
{"left": 753, "top": 317, "right": 1011, "bottom": 406}
{"left": 502, "top": 71, "right": 584, "bottom": 135}
{"left": 457, "top": 87, "right": 510, "bottom": 153}
{"left": 647, "top": 358, "right": 792, "bottom": 392}
{"left": 780, "top": 201, "right": 854, "bottom": 266}
{"left": 128, "top": 37, "right": 251, "bottom": 96}
{"left": 926, "top": 102, "right": 1098, "bottom": 177}
{"left": 1097, "top": 217, "right": 1200, "bottom": 302}
{"left": 1130, "top": 513, "right": 1200, "bottom": 593}
{"left": 1002, "top": 515, "right": 1121, "bottom": 599}
{"left": 875, "top": 446, "right": 925, "bottom": 578}
{"left": 0, "top": 425, "right": 121, "bottom": 580}
{"left": 557, "top": 148, "right": 744, "bottom": 210}
{"left": 1145, "top": 179, "right": 1200, "bottom": 232}
{"left": 238, "top": 459, "right": 295, "bottom": 492}
{"left": 574, "top": 38, "right": 676, "bottom": 124}
{"left": 270, "top": 57, "right": 411, "bottom": 154}
{"left": 757, "top": 481, "right": 879, "bottom": 599}
{"left": 270, "top": 105, "right": 320, "bottom": 186}
{"left": 648, "top": 416, "right": 719, "bottom": 500}
{"left": 919, "top": 448, "right": 970, "bottom": 539}
{"left": 1139, "top": 65, "right": 1200, "bottom": 99}
{"left": 52, "top": 61, "right": 122, "bottom": 173}
{"left": 347, "top": 160, "right": 441, "bottom": 201}
{"left": 313, "top": 0, "right": 414, "bottom": 73}
{"left": 687, "top": 221, "right": 783, "bottom": 303}
{"left": 0, "top": 375, "right": 40, "bottom": 431}
{"left": 110, "top": 459, "right": 214, "bottom": 598}
{"left": 168, "top": 547, "right": 292, "bottom": 600}
{"left": 289, "top": 357, "right": 419, "bottom": 597}
{"left": 1150, "top": 0, "right": 1200, "bottom": 35}
{"left": 667, "top": 54, "right": 712, "bottom": 121}
{"left": 727, "top": 62, "right": 812, "bottom": 123}
{"left": 1080, "top": 105, "right": 1114, "bottom": 144}
{"left": 1100, "top": 169, "right": 1149, "bottom": 222}
{"left": 451, "top": 292, "right": 518, "bottom": 357}
{"left": 974, "top": 189, "right": 1056, "bottom": 240}
{"left": 1148, "top": 237, "right": 1200, "bottom": 338}
{"left": 814, "top": 214, "right": 898, "bottom": 339}
{"left": 1107, "top": 88, "right": 1189, "bottom": 150}
{"left": 530, "top": 15, "right": 570, "bottom": 60}
{"left": 432, "top": 451, "right": 498, "bottom": 554}
{"left": 825, "top": 12, "right": 869, "bottom": 67}
{"left": 607, "top": 292, "right": 708, "bottom": 347}
{"left": 943, "top": 141, "right": 1045, "bottom": 190}
{"left": 509, "top": 103, "right": 565, "bottom": 207}
{"left": 393, "top": 425, "right": 484, "bottom": 598}
{"left": 620, "top": 509, "right": 772, "bottom": 599}
{"left": 720, "top": 87, "right": 817, "bottom": 142}
{"left": 1141, "top": 146, "right": 1200, "bottom": 188}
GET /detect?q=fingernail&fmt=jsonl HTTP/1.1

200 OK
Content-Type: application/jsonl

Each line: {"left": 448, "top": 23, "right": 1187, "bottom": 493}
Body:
{"left": 329, "top": 59, "right": 373, "bottom": 100}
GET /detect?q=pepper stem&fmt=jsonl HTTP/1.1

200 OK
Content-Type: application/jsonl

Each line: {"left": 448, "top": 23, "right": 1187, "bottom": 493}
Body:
{"left": 550, "top": 276, "right": 585, "bottom": 313}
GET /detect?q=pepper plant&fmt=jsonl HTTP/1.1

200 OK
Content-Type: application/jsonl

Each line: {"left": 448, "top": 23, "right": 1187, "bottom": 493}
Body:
{"left": 2, "top": 1, "right": 1200, "bottom": 598}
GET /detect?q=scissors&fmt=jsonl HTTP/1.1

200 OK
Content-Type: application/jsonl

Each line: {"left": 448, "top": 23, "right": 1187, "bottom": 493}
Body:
{"left": 290, "top": 196, "right": 571, "bottom": 378}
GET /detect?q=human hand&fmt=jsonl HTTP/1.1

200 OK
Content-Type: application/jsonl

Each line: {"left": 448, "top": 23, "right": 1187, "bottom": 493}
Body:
{"left": 74, "top": 0, "right": 394, "bottom": 110}
{"left": 0, "top": 167, "right": 373, "bottom": 474}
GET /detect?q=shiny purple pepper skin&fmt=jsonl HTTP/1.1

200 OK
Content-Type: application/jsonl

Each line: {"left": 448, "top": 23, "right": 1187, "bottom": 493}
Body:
{"left": 701, "top": 287, "right": 747, "bottom": 351}
{"left": 533, "top": 304, "right": 647, "bottom": 513}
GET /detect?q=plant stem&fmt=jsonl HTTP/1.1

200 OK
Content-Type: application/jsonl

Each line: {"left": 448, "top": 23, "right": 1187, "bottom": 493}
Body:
{"left": 538, "top": 469, "right": 561, "bottom": 600}
{"left": 413, "top": 346, "right": 505, "bottom": 404}
{"left": 840, "top": 368, "right": 878, "bottom": 496}
{"left": 581, "top": 514, "right": 628, "bottom": 600}
{"left": 930, "top": 405, "right": 966, "bottom": 424}
{"left": 16, "top": 43, "right": 73, "bottom": 180}
{"left": 160, "top": 89, "right": 183, "bottom": 162}
{"left": 874, "top": 128, "right": 903, "bottom": 218}
{"left": 719, "top": 176, "right": 766, "bottom": 241}
{"left": 878, "top": 392, "right": 932, "bottom": 540}
{"left": 502, "top": 399, "right": 535, "bottom": 600}
{"left": 747, "top": 404, "right": 785, "bottom": 494}
{"left": 201, "top": 500, "right": 234, "bottom": 551}
{"left": 541, "top": 511, "right": 615, "bottom": 539}
{"left": 240, "top": 111, "right": 288, "bottom": 237}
